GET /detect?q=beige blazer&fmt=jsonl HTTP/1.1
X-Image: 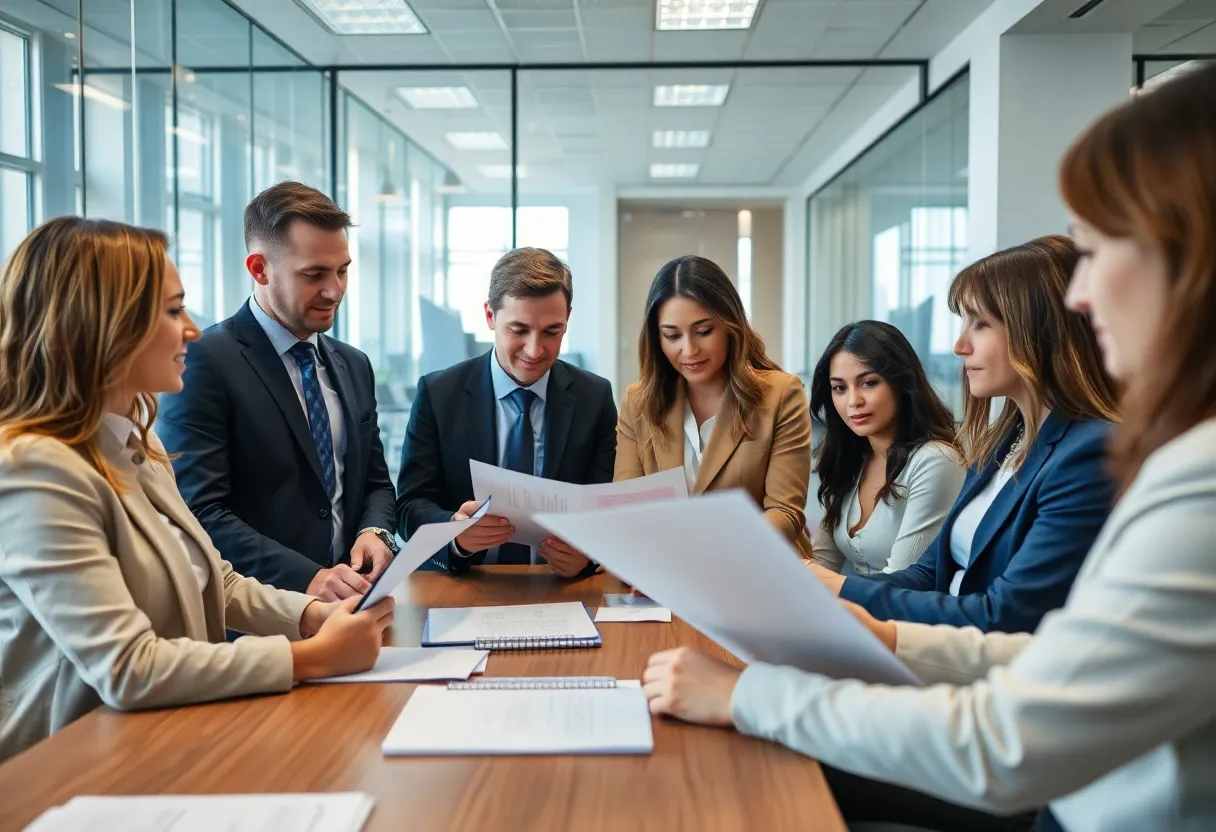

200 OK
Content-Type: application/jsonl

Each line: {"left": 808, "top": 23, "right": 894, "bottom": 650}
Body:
{"left": 0, "top": 427, "right": 313, "bottom": 762}
{"left": 615, "top": 370, "right": 812, "bottom": 558}
{"left": 732, "top": 417, "right": 1216, "bottom": 832}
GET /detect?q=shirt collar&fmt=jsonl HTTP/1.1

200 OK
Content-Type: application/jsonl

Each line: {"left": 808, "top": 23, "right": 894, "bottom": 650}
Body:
{"left": 102, "top": 413, "right": 139, "bottom": 462}
{"left": 489, "top": 349, "right": 550, "bottom": 405}
{"left": 249, "top": 294, "right": 319, "bottom": 358}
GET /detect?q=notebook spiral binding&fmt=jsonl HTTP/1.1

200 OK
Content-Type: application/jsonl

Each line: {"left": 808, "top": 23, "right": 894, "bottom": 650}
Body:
{"left": 448, "top": 676, "right": 618, "bottom": 691}
{"left": 472, "top": 635, "right": 603, "bottom": 651}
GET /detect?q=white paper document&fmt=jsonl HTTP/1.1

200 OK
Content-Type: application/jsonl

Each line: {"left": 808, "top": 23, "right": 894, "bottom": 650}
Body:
{"left": 594, "top": 606, "right": 672, "bottom": 623}
{"left": 423, "top": 601, "right": 598, "bottom": 646}
{"left": 23, "top": 792, "right": 374, "bottom": 832}
{"left": 355, "top": 498, "right": 491, "bottom": 612}
{"left": 470, "top": 461, "right": 686, "bottom": 547}
{"left": 381, "top": 685, "right": 654, "bottom": 756}
{"left": 305, "top": 647, "right": 489, "bottom": 684}
{"left": 535, "top": 491, "right": 921, "bottom": 686}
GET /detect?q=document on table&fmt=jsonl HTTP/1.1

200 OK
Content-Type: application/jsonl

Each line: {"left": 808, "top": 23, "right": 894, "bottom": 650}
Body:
{"left": 535, "top": 491, "right": 921, "bottom": 687}
{"left": 305, "top": 647, "right": 489, "bottom": 684}
{"left": 354, "top": 498, "right": 491, "bottom": 612}
{"left": 23, "top": 792, "right": 374, "bottom": 832}
{"left": 470, "top": 461, "right": 686, "bottom": 547}
{"left": 422, "top": 601, "right": 599, "bottom": 646}
{"left": 381, "top": 685, "right": 654, "bottom": 756}
{"left": 594, "top": 606, "right": 672, "bottom": 623}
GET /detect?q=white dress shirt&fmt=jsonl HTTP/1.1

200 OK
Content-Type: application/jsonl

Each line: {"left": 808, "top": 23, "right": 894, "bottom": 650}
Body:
{"left": 102, "top": 413, "right": 210, "bottom": 591}
{"left": 682, "top": 399, "right": 716, "bottom": 494}
{"left": 946, "top": 463, "right": 1015, "bottom": 595}
{"left": 480, "top": 349, "right": 549, "bottom": 565}
{"left": 249, "top": 295, "right": 346, "bottom": 558}
{"left": 812, "top": 441, "right": 965, "bottom": 576}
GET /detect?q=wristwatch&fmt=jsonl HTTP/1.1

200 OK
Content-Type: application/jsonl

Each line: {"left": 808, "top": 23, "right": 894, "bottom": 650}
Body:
{"left": 358, "top": 526, "right": 400, "bottom": 555}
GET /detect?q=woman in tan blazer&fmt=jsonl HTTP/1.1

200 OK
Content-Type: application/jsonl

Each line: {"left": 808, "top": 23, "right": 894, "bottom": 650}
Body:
{"left": 616, "top": 255, "right": 812, "bottom": 557}
{"left": 0, "top": 217, "right": 394, "bottom": 762}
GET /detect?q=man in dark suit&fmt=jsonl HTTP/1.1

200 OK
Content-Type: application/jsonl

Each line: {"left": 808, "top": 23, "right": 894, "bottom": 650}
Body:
{"left": 159, "top": 182, "right": 398, "bottom": 601}
{"left": 397, "top": 247, "right": 616, "bottom": 578}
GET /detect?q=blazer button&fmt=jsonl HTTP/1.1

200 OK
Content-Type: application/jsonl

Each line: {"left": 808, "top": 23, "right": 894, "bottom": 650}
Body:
{"left": 319, "top": 508, "right": 329, "bottom": 518}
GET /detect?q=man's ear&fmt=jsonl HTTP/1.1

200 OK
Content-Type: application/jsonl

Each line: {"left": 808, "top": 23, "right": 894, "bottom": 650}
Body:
{"left": 246, "top": 253, "right": 270, "bottom": 285}
{"left": 484, "top": 301, "right": 495, "bottom": 330}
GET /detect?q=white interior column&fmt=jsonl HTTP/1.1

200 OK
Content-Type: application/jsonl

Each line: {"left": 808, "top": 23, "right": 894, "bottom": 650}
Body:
{"left": 967, "top": 32, "right": 1133, "bottom": 260}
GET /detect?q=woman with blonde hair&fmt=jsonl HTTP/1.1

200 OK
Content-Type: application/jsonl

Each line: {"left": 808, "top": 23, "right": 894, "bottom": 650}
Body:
{"left": 644, "top": 61, "right": 1216, "bottom": 832}
{"left": 0, "top": 217, "right": 393, "bottom": 761}
{"left": 615, "top": 255, "right": 812, "bottom": 556}
{"left": 808, "top": 235, "right": 1119, "bottom": 634}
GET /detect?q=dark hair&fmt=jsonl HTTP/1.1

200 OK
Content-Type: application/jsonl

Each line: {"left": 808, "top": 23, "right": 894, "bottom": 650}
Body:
{"left": 1060, "top": 62, "right": 1216, "bottom": 497}
{"left": 243, "top": 181, "right": 353, "bottom": 252}
{"left": 947, "top": 235, "right": 1118, "bottom": 470}
{"left": 488, "top": 247, "right": 573, "bottom": 311}
{"left": 637, "top": 255, "right": 781, "bottom": 444}
{"left": 810, "top": 321, "right": 958, "bottom": 534}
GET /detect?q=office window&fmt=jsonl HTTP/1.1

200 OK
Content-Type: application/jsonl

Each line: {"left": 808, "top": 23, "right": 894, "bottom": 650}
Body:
{"left": 446, "top": 206, "right": 569, "bottom": 342}
{"left": 0, "top": 26, "right": 33, "bottom": 261}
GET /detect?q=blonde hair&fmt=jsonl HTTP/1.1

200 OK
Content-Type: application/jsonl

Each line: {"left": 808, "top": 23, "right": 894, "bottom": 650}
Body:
{"left": 0, "top": 216, "right": 171, "bottom": 489}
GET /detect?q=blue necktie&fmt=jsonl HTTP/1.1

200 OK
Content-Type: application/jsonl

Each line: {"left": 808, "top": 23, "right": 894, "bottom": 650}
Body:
{"left": 289, "top": 342, "right": 337, "bottom": 564}
{"left": 498, "top": 387, "right": 536, "bottom": 564}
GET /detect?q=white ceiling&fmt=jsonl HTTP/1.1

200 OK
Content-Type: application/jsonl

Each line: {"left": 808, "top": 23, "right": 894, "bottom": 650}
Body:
{"left": 1135, "top": 0, "right": 1216, "bottom": 54}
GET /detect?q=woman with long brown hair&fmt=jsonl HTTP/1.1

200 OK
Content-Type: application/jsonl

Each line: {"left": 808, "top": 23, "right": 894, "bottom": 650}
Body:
{"left": 808, "top": 235, "right": 1119, "bottom": 635}
{"left": 0, "top": 217, "right": 393, "bottom": 762}
{"left": 643, "top": 62, "right": 1216, "bottom": 832}
{"left": 615, "top": 255, "right": 812, "bottom": 557}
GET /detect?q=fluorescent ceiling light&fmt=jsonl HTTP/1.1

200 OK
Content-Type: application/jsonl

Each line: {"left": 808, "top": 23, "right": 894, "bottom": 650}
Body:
{"left": 650, "top": 163, "right": 700, "bottom": 179}
{"left": 652, "top": 129, "right": 711, "bottom": 148}
{"left": 653, "top": 84, "right": 729, "bottom": 107}
{"left": 54, "top": 83, "right": 130, "bottom": 111}
{"left": 396, "top": 86, "right": 477, "bottom": 109}
{"left": 478, "top": 164, "right": 527, "bottom": 179}
{"left": 445, "top": 132, "right": 508, "bottom": 150}
{"left": 295, "top": 0, "right": 427, "bottom": 35}
{"left": 169, "top": 125, "right": 208, "bottom": 145}
{"left": 656, "top": 0, "right": 759, "bottom": 30}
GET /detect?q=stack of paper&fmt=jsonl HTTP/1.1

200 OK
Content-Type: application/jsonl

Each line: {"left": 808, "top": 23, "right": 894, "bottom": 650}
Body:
{"left": 422, "top": 601, "right": 599, "bottom": 646}
{"left": 24, "top": 792, "right": 374, "bottom": 832}
{"left": 305, "top": 647, "right": 489, "bottom": 684}
{"left": 381, "top": 684, "right": 654, "bottom": 756}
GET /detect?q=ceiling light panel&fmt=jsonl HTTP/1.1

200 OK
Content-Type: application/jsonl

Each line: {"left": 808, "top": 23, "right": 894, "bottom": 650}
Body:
{"left": 478, "top": 164, "right": 528, "bottom": 179}
{"left": 652, "top": 130, "right": 711, "bottom": 148}
{"left": 656, "top": 0, "right": 759, "bottom": 31}
{"left": 446, "top": 132, "right": 508, "bottom": 150}
{"left": 396, "top": 86, "right": 478, "bottom": 109}
{"left": 653, "top": 84, "right": 729, "bottom": 107}
{"left": 650, "top": 163, "right": 700, "bottom": 178}
{"left": 296, "top": 0, "right": 427, "bottom": 35}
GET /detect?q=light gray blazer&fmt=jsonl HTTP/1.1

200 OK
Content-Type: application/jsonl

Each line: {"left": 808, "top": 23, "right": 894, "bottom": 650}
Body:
{"left": 0, "top": 427, "right": 313, "bottom": 762}
{"left": 732, "top": 418, "right": 1216, "bottom": 832}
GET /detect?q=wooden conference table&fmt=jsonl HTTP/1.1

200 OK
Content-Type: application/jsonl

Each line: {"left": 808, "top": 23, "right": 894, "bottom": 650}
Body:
{"left": 0, "top": 568, "right": 845, "bottom": 832}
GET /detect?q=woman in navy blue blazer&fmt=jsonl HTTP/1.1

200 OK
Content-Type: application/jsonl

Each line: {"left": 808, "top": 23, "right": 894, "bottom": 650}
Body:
{"left": 810, "top": 235, "right": 1119, "bottom": 634}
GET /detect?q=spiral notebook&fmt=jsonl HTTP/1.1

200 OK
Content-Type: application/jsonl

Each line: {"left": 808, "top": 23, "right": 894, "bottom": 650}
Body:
{"left": 381, "top": 678, "right": 653, "bottom": 756}
{"left": 421, "top": 602, "right": 602, "bottom": 651}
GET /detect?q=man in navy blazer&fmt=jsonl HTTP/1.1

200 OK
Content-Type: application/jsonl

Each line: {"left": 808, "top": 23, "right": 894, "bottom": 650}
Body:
{"left": 159, "top": 182, "right": 397, "bottom": 601}
{"left": 834, "top": 413, "right": 1113, "bottom": 633}
{"left": 396, "top": 247, "right": 616, "bottom": 578}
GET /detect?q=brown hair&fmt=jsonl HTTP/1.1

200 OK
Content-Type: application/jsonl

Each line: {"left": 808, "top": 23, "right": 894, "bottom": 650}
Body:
{"left": 244, "top": 180, "right": 353, "bottom": 252}
{"left": 0, "top": 217, "right": 171, "bottom": 489}
{"left": 637, "top": 255, "right": 782, "bottom": 444}
{"left": 488, "top": 247, "right": 573, "bottom": 311}
{"left": 947, "top": 235, "right": 1119, "bottom": 470}
{"left": 1060, "top": 62, "right": 1216, "bottom": 494}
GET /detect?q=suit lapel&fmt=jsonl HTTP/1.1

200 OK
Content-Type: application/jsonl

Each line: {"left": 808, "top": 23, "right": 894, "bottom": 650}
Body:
{"left": 692, "top": 391, "right": 744, "bottom": 494}
{"left": 319, "top": 336, "right": 361, "bottom": 527}
{"left": 655, "top": 385, "right": 687, "bottom": 474}
{"left": 541, "top": 363, "right": 574, "bottom": 479}
{"left": 465, "top": 351, "right": 498, "bottom": 466}
{"left": 234, "top": 303, "right": 327, "bottom": 490}
{"left": 967, "top": 413, "right": 1070, "bottom": 570}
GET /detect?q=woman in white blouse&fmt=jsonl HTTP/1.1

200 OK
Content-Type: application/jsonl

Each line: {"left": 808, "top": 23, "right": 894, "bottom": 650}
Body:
{"left": 641, "top": 62, "right": 1216, "bottom": 832}
{"left": 0, "top": 217, "right": 394, "bottom": 761}
{"left": 809, "top": 320, "right": 965, "bottom": 576}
